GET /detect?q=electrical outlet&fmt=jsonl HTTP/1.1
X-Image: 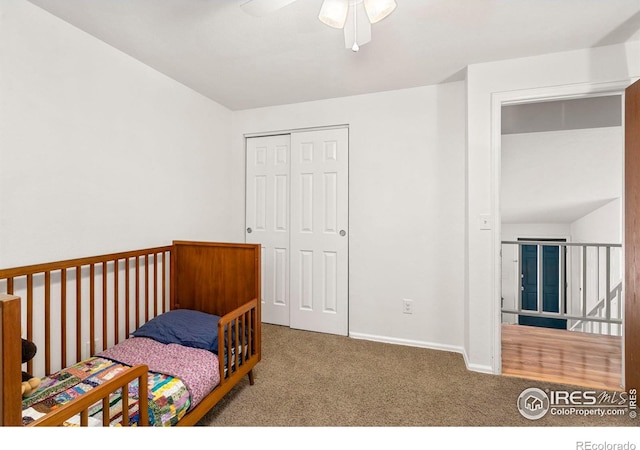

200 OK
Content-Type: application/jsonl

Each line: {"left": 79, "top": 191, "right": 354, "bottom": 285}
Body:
{"left": 403, "top": 299, "right": 413, "bottom": 314}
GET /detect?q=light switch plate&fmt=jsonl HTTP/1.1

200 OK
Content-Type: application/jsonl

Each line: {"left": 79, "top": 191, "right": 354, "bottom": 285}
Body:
{"left": 479, "top": 214, "right": 491, "bottom": 230}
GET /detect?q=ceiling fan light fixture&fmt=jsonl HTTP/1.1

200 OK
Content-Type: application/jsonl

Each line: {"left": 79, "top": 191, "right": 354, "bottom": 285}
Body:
{"left": 363, "top": 0, "right": 397, "bottom": 24}
{"left": 319, "top": 0, "right": 349, "bottom": 29}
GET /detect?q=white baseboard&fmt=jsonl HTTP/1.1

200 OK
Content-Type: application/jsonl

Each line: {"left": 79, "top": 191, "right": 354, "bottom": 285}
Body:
{"left": 348, "top": 331, "right": 464, "bottom": 357}
{"left": 348, "top": 331, "right": 496, "bottom": 375}
{"left": 461, "top": 350, "right": 494, "bottom": 374}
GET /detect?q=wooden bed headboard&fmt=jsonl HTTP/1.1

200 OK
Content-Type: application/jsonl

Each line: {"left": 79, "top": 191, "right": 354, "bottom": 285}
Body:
{"left": 171, "top": 241, "right": 261, "bottom": 317}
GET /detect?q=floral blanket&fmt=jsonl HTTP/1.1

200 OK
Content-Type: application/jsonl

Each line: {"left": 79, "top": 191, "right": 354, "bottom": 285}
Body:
{"left": 22, "top": 337, "right": 220, "bottom": 426}
{"left": 99, "top": 337, "right": 220, "bottom": 408}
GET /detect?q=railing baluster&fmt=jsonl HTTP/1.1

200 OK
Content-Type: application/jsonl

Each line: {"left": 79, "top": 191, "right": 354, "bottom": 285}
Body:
{"left": 517, "top": 244, "right": 523, "bottom": 314}
{"left": 537, "top": 244, "right": 543, "bottom": 315}
{"left": 582, "top": 246, "right": 587, "bottom": 321}
{"left": 596, "top": 247, "right": 600, "bottom": 322}
{"left": 605, "top": 246, "right": 611, "bottom": 336}
{"left": 560, "top": 244, "right": 565, "bottom": 316}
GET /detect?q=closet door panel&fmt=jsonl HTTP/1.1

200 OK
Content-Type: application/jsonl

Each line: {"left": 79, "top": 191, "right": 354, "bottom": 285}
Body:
{"left": 246, "top": 135, "right": 291, "bottom": 326}
{"left": 290, "top": 128, "right": 349, "bottom": 336}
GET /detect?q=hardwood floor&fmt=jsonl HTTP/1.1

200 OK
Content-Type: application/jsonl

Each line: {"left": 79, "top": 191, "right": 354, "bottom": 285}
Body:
{"left": 501, "top": 324, "right": 623, "bottom": 391}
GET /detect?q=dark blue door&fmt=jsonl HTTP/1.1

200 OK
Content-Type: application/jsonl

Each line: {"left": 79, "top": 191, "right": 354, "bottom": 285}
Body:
{"left": 518, "top": 243, "right": 567, "bottom": 329}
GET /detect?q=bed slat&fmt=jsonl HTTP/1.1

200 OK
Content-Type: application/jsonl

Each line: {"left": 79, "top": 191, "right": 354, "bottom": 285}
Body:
{"left": 135, "top": 256, "right": 140, "bottom": 329}
{"left": 75, "top": 266, "right": 82, "bottom": 363}
{"left": 61, "top": 268, "right": 67, "bottom": 370}
{"left": 90, "top": 264, "right": 96, "bottom": 357}
{"left": 125, "top": 258, "right": 131, "bottom": 337}
{"left": 114, "top": 260, "right": 119, "bottom": 346}
{"left": 44, "top": 271, "right": 51, "bottom": 375}
{"left": 145, "top": 255, "right": 149, "bottom": 324}
{"left": 26, "top": 274, "right": 33, "bottom": 377}
{"left": 102, "top": 261, "right": 107, "bottom": 353}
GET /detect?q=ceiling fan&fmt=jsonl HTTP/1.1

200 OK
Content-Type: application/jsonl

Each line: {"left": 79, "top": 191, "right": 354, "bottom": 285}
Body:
{"left": 240, "top": 0, "right": 397, "bottom": 52}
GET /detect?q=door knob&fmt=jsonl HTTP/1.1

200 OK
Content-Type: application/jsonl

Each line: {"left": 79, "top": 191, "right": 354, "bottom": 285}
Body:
{"left": 247, "top": 227, "right": 253, "bottom": 234}
{"left": 339, "top": 230, "right": 346, "bottom": 237}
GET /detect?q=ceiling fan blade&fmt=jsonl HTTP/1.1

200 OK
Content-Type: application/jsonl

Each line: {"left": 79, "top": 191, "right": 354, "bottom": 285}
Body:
{"left": 240, "top": 0, "right": 299, "bottom": 17}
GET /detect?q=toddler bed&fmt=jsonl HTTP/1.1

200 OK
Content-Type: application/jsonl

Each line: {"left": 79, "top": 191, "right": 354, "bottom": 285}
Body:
{"left": 0, "top": 240, "right": 261, "bottom": 426}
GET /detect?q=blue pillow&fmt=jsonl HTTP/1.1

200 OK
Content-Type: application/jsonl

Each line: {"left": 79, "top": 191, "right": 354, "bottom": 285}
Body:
{"left": 131, "top": 309, "right": 222, "bottom": 353}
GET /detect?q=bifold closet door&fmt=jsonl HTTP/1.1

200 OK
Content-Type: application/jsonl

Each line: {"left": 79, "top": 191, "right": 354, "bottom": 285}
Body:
{"left": 245, "top": 134, "right": 291, "bottom": 326}
{"left": 289, "top": 128, "right": 348, "bottom": 336}
{"left": 245, "top": 127, "right": 349, "bottom": 336}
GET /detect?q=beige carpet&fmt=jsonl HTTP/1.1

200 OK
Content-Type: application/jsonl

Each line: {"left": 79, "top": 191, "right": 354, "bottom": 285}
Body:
{"left": 196, "top": 324, "right": 637, "bottom": 427}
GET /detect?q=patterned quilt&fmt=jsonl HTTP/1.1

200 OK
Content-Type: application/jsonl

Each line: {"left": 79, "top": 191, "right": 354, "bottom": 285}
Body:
{"left": 22, "top": 337, "right": 220, "bottom": 426}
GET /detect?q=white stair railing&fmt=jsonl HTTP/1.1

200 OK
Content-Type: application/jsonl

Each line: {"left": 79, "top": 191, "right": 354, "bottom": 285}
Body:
{"left": 570, "top": 281, "right": 623, "bottom": 335}
{"left": 501, "top": 240, "right": 623, "bottom": 336}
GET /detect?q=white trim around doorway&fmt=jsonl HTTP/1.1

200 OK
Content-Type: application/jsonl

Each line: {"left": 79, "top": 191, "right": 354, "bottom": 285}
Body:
{"left": 490, "top": 79, "right": 631, "bottom": 377}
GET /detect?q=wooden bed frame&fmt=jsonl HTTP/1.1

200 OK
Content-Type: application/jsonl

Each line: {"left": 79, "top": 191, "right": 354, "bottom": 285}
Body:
{"left": 0, "top": 240, "right": 261, "bottom": 426}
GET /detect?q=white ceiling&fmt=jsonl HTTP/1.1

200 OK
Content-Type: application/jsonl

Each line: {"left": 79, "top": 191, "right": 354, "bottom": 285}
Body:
{"left": 26, "top": 0, "right": 640, "bottom": 111}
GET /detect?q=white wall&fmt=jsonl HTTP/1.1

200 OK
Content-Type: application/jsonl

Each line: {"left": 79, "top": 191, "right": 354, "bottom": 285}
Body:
{"left": 466, "top": 41, "right": 640, "bottom": 372}
{"left": 0, "top": 0, "right": 235, "bottom": 267}
{"left": 571, "top": 198, "right": 622, "bottom": 245}
{"left": 232, "top": 82, "right": 467, "bottom": 353}
{"left": 501, "top": 127, "right": 623, "bottom": 224}
{"left": 569, "top": 198, "right": 623, "bottom": 331}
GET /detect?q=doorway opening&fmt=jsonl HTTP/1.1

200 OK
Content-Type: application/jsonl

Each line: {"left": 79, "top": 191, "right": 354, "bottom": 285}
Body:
{"left": 498, "top": 93, "right": 624, "bottom": 391}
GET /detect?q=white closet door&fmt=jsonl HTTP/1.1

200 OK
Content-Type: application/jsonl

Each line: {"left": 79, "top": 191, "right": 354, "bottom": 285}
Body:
{"left": 245, "top": 134, "right": 291, "bottom": 326}
{"left": 289, "top": 128, "right": 349, "bottom": 336}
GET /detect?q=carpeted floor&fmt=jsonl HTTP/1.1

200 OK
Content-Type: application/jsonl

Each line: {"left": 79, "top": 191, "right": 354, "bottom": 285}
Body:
{"left": 196, "top": 324, "right": 637, "bottom": 427}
